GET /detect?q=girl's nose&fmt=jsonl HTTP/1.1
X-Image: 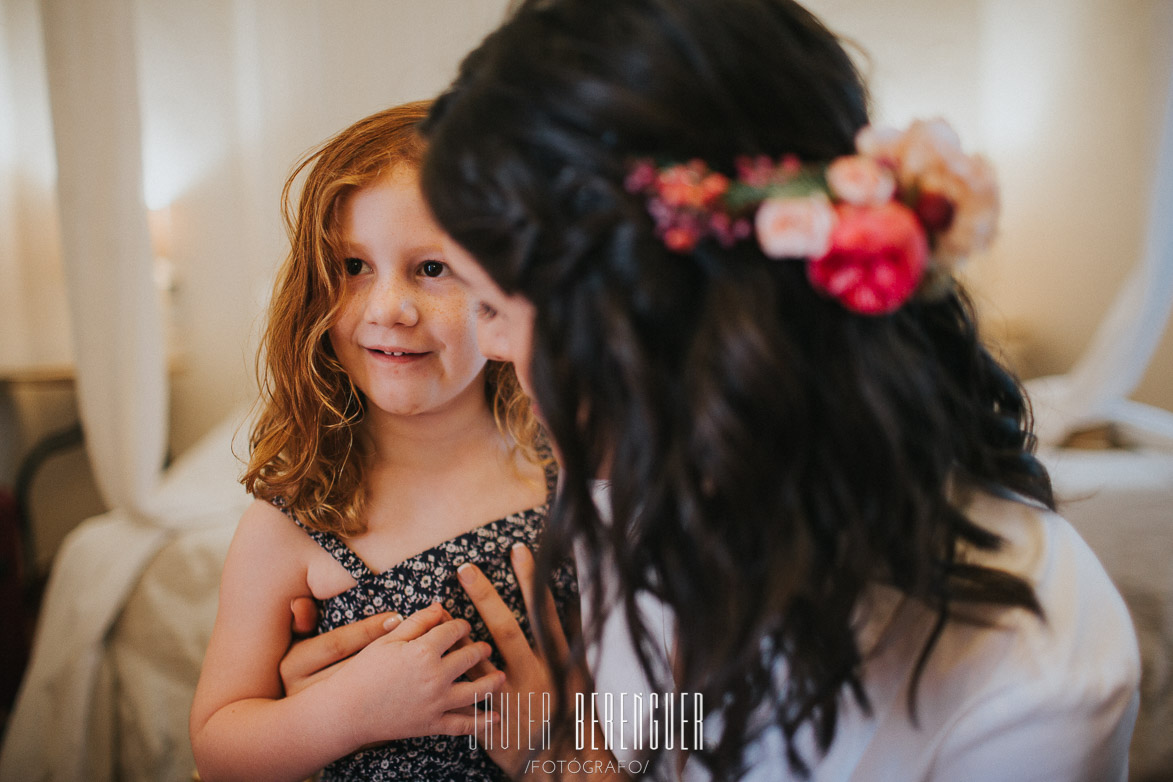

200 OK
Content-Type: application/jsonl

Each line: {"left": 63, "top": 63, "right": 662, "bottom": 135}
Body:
{"left": 366, "top": 279, "right": 420, "bottom": 327}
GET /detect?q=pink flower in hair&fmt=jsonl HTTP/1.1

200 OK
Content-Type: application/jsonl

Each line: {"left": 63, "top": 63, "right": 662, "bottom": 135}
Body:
{"left": 855, "top": 118, "right": 998, "bottom": 267}
{"left": 917, "top": 152, "right": 999, "bottom": 265}
{"left": 858, "top": 119, "right": 960, "bottom": 186}
{"left": 826, "top": 155, "right": 896, "bottom": 206}
{"left": 755, "top": 194, "right": 836, "bottom": 259}
{"left": 709, "top": 212, "right": 752, "bottom": 247}
{"left": 854, "top": 124, "right": 903, "bottom": 170}
{"left": 735, "top": 155, "right": 775, "bottom": 187}
{"left": 625, "top": 159, "right": 658, "bottom": 192}
{"left": 626, "top": 117, "right": 996, "bottom": 311}
{"left": 736, "top": 154, "right": 802, "bottom": 188}
{"left": 808, "top": 202, "right": 928, "bottom": 315}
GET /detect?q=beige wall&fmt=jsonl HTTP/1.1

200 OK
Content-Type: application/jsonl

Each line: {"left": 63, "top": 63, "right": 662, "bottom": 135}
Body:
{"left": 807, "top": 0, "right": 1173, "bottom": 410}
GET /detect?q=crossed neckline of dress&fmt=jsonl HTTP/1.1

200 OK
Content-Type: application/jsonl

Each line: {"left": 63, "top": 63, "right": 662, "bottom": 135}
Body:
{"left": 293, "top": 502, "right": 550, "bottom": 593}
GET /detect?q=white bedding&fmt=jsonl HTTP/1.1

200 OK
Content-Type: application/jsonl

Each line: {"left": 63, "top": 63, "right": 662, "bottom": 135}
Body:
{"left": 0, "top": 412, "right": 249, "bottom": 782}
{"left": 1, "top": 409, "right": 1171, "bottom": 781}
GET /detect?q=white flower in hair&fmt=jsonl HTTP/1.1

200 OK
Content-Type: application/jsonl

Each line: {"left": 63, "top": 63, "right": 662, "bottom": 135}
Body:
{"left": 755, "top": 193, "right": 835, "bottom": 259}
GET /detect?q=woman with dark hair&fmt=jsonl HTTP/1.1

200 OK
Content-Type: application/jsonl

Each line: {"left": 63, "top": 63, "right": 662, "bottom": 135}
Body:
{"left": 280, "top": 0, "right": 1140, "bottom": 779}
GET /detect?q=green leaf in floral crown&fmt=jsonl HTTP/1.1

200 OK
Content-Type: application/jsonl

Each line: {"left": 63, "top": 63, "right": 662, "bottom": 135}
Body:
{"left": 722, "top": 167, "right": 829, "bottom": 213}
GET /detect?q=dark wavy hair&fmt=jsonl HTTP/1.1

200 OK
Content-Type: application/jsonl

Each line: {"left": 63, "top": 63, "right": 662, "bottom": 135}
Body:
{"left": 421, "top": 0, "right": 1053, "bottom": 777}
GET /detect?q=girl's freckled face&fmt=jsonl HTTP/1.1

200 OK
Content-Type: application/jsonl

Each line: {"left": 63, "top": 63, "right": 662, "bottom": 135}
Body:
{"left": 328, "top": 166, "right": 487, "bottom": 421}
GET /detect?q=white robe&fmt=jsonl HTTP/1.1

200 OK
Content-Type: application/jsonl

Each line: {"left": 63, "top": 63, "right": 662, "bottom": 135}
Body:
{"left": 582, "top": 483, "right": 1140, "bottom": 781}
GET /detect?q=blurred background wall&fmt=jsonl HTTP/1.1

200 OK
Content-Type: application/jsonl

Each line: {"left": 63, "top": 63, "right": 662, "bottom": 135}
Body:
{"left": 807, "top": 0, "right": 1173, "bottom": 409}
{"left": 1, "top": 0, "right": 1170, "bottom": 572}
{"left": 0, "top": 0, "right": 514, "bottom": 570}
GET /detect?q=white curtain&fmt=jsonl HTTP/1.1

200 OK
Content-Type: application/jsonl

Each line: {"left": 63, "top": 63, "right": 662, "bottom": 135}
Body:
{"left": 40, "top": 0, "right": 169, "bottom": 514}
{"left": 1, "top": 1, "right": 174, "bottom": 779}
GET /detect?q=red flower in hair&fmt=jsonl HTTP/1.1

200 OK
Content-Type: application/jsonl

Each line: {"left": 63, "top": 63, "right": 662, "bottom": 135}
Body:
{"left": 808, "top": 203, "right": 928, "bottom": 315}
{"left": 663, "top": 225, "right": 702, "bottom": 253}
{"left": 656, "top": 161, "right": 729, "bottom": 209}
{"left": 626, "top": 118, "right": 992, "bottom": 314}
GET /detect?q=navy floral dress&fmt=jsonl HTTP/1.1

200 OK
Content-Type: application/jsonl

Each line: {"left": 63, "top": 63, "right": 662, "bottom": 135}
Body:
{"left": 278, "top": 483, "right": 578, "bottom": 782}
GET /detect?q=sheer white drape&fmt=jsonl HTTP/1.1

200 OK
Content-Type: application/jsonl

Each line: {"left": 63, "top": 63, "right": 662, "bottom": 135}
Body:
{"left": 40, "top": 0, "right": 169, "bottom": 514}
{"left": 1, "top": 1, "right": 173, "bottom": 778}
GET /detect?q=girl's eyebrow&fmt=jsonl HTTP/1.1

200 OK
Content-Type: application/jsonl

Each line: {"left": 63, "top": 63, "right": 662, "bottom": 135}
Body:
{"left": 404, "top": 243, "right": 446, "bottom": 258}
{"left": 340, "top": 238, "right": 369, "bottom": 256}
{"left": 338, "top": 241, "right": 447, "bottom": 258}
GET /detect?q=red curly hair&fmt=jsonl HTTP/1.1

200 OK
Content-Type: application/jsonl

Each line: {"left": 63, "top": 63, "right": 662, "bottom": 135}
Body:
{"left": 244, "top": 100, "right": 544, "bottom": 535}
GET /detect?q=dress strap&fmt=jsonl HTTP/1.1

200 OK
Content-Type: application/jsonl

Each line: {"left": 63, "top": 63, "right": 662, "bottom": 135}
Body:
{"left": 272, "top": 500, "right": 373, "bottom": 581}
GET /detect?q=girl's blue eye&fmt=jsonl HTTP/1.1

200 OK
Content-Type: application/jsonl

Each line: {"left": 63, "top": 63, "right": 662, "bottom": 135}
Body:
{"left": 344, "top": 258, "right": 365, "bottom": 276}
{"left": 421, "top": 260, "right": 445, "bottom": 278}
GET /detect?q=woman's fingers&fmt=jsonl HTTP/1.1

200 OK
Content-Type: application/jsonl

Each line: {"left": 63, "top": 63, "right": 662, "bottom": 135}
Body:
{"left": 458, "top": 562, "right": 535, "bottom": 664}
{"left": 511, "top": 544, "right": 571, "bottom": 662}
{"left": 431, "top": 603, "right": 497, "bottom": 674}
{"left": 279, "top": 610, "right": 399, "bottom": 695}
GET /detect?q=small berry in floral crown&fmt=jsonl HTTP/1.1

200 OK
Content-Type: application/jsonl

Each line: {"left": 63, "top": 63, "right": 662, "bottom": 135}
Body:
{"left": 623, "top": 118, "right": 999, "bottom": 316}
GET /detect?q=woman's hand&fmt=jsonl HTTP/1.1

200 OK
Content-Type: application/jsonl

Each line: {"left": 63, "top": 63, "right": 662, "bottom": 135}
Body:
{"left": 460, "top": 545, "right": 624, "bottom": 781}
{"left": 456, "top": 546, "right": 562, "bottom": 778}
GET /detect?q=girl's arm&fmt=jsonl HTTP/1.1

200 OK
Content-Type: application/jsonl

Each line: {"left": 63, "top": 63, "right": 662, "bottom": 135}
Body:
{"left": 190, "top": 500, "right": 504, "bottom": 782}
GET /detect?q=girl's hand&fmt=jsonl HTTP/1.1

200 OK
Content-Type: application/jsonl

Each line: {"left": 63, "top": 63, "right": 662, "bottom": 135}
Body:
{"left": 460, "top": 545, "right": 620, "bottom": 781}
{"left": 325, "top": 602, "right": 508, "bottom": 746}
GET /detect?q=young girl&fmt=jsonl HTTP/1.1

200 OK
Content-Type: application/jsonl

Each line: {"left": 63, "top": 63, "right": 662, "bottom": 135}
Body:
{"left": 414, "top": 0, "right": 1142, "bottom": 779}
{"left": 189, "top": 101, "right": 576, "bottom": 782}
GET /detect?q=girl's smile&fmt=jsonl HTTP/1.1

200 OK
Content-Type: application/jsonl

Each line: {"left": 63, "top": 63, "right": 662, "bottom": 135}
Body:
{"left": 364, "top": 346, "right": 430, "bottom": 361}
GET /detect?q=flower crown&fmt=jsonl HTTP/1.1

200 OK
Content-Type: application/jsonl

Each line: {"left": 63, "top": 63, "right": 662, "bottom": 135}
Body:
{"left": 624, "top": 119, "right": 998, "bottom": 315}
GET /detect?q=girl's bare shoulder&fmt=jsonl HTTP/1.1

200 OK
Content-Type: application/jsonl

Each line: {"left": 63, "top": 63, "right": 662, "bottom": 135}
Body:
{"left": 221, "top": 498, "right": 317, "bottom": 596}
